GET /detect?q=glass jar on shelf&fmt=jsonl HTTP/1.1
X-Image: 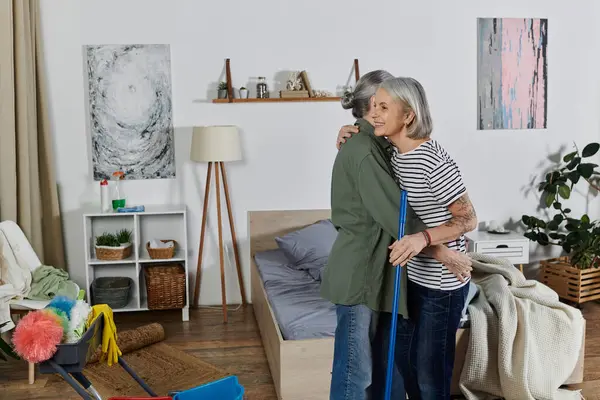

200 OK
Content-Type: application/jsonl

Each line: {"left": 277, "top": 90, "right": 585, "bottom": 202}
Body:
{"left": 256, "top": 77, "right": 269, "bottom": 99}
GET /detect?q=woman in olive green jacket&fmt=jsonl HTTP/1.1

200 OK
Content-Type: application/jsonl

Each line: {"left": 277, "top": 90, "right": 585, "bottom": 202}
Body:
{"left": 323, "top": 70, "right": 472, "bottom": 400}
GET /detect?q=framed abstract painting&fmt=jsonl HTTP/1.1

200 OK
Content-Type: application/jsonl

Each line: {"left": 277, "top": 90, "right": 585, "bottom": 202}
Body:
{"left": 85, "top": 44, "right": 176, "bottom": 180}
{"left": 477, "top": 18, "right": 548, "bottom": 130}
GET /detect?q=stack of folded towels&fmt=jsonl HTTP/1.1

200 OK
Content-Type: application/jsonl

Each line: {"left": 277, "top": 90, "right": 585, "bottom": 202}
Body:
{"left": 148, "top": 239, "right": 174, "bottom": 249}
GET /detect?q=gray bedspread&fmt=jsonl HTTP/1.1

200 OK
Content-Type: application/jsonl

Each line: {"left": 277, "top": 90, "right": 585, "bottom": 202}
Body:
{"left": 254, "top": 249, "right": 477, "bottom": 341}
{"left": 254, "top": 249, "right": 337, "bottom": 340}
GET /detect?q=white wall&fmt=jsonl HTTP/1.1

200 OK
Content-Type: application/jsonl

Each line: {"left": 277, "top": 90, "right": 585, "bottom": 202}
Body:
{"left": 39, "top": 0, "right": 600, "bottom": 305}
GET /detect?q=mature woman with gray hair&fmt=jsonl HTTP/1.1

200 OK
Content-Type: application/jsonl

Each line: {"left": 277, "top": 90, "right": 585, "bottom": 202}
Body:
{"left": 372, "top": 76, "right": 477, "bottom": 399}
{"left": 323, "top": 71, "right": 474, "bottom": 400}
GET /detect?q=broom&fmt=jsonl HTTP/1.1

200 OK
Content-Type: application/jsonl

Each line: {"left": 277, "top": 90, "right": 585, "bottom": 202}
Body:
{"left": 384, "top": 190, "right": 409, "bottom": 400}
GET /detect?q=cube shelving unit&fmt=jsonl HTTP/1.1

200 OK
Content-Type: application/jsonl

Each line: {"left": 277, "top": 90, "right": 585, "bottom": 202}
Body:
{"left": 82, "top": 204, "right": 189, "bottom": 322}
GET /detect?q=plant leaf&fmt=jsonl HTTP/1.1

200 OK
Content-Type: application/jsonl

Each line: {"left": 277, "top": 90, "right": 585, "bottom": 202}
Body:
{"left": 564, "top": 151, "right": 578, "bottom": 162}
{"left": 538, "top": 232, "right": 550, "bottom": 245}
{"left": 582, "top": 214, "right": 591, "bottom": 224}
{"left": 545, "top": 191, "right": 555, "bottom": 208}
{"left": 521, "top": 215, "right": 531, "bottom": 225}
{"left": 524, "top": 231, "right": 537, "bottom": 241}
{"left": 567, "top": 157, "right": 581, "bottom": 170}
{"left": 568, "top": 171, "right": 581, "bottom": 184}
{"left": 578, "top": 163, "right": 598, "bottom": 179}
{"left": 547, "top": 221, "right": 559, "bottom": 231}
{"left": 558, "top": 185, "right": 571, "bottom": 199}
{"left": 582, "top": 143, "right": 600, "bottom": 157}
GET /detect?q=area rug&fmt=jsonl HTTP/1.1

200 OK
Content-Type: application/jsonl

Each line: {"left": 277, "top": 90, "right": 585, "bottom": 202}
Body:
{"left": 48, "top": 342, "right": 228, "bottom": 398}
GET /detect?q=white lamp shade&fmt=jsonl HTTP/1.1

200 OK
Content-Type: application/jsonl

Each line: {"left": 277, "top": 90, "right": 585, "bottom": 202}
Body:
{"left": 190, "top": 125, "right": 242, "bottom": 162}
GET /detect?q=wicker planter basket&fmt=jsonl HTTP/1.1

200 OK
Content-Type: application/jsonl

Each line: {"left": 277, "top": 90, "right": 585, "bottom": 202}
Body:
{"left": 146, "top": 240, "right": 177, "bottom": 260}
{"left": 144, "top": 263, "right": 186, "bottom": 310}
{"left": 540, "top": 256, "right": 600, "bottom": 305}
{"left": 95, "top": 242, "right": 132, "bottom": 261}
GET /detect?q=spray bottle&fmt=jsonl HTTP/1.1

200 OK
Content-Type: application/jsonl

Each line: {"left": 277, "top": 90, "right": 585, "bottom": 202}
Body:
{"left": 100, "top": 179, "right": 110, "bottom": 213}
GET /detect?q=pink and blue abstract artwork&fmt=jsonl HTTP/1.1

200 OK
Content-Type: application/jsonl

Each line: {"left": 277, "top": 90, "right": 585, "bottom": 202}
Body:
{"left": 477, "top": 18, "right": 548, "bottom": 130}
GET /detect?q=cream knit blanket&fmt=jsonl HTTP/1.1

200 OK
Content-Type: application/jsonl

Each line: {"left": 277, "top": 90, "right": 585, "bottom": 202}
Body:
{"left": 460, "top": 253, "right": 584, "bottom": 400}
{"left": 0, "top": 233, "right": 32, "bottom": 333}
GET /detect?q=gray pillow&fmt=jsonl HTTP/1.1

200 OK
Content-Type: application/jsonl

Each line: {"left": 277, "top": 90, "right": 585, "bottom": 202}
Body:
{"left": 275, "top": 219, "right": 338, "bottom": 267}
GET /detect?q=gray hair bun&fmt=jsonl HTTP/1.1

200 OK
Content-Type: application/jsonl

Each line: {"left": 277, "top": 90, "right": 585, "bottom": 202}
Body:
{"left": 341, "top": 90, "right": 355, "bottom": 109}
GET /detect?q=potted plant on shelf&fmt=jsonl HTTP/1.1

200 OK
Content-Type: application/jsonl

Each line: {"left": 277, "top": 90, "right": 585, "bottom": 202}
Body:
{"left": 218, "top": 81, "right": 228, "bottom": 99}
{"left": 95, "top": 230, "right": 132, "bottom": 261}
{"left": 521, "top": 142, "right": 600, "bottom": 305}
{"left": 239, "top": 86, "right": 249, "bottom": 99}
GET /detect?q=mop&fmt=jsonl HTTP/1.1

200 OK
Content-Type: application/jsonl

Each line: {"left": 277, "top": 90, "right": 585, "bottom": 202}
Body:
{"left": 384, "top": 190, "right": 409, "bottom": 400}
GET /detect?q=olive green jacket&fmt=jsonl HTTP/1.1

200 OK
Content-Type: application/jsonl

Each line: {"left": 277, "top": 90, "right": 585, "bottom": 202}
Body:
{"left": 320, "top": 118, "right": 425, "bottom": 316}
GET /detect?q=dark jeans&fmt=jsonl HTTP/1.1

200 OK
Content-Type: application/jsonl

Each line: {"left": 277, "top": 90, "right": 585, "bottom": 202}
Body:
{"left": 380, "top": 280, "right": 469, "bottom": 400}
{"left": 330, "top": 304, "right": 406, "bottom": 400}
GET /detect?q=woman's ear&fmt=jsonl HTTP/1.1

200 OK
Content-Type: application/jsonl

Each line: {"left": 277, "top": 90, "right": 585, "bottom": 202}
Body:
{"left": 404, "top": 111, "right": 415, "bottom": 126}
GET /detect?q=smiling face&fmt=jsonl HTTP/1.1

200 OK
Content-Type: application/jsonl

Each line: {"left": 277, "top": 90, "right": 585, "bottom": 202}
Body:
{"left": 372, "top": 87, "right": 414, "bottom": 138}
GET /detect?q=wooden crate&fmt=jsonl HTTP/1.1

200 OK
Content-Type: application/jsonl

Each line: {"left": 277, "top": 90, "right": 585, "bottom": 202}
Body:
{"left": 540, "top": 256, "right": 600, "bottom": 304}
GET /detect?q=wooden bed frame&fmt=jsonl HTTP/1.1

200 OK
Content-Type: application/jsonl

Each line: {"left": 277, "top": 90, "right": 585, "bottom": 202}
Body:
{"left": 248, "top": 209, "right": 585, "bottom": 400}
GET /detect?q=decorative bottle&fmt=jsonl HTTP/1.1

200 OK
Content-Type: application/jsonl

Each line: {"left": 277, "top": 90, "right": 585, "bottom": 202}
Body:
{"left": 256, "top": 77, "right": 269, "bottom": 98}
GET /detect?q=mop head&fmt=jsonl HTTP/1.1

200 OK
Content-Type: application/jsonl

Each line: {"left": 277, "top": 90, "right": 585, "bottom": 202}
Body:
{"left": 12, "top": 309, "right": 64, "bottom": 363}
{"left": 66, "top": 300, "right": 92, "bottom": 343}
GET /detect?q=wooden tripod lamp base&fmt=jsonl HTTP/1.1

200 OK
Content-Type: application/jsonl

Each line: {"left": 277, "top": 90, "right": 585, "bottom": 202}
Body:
{"left": 190, "top": 126, "right": 247, "bottom": 323}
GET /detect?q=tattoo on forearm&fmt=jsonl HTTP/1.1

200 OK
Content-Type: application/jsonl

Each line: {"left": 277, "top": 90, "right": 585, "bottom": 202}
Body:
{"left": 444, "top": 195, "right": 477, "bottom": 233}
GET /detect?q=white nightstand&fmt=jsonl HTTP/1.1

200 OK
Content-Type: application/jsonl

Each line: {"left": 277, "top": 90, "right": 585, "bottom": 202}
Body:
{"left": 465, "top": 230, "right": 530, "bottom": 272}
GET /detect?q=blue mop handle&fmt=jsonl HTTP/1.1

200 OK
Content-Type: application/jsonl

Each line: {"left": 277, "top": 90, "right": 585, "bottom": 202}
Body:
{"left": 384, "top": 190, "right": 408, "bottom": 400}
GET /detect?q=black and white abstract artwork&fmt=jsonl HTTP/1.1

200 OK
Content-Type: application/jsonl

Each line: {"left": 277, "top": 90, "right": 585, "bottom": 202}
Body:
{"left": 85, "top": 44, "right": 175, "bottom": 180}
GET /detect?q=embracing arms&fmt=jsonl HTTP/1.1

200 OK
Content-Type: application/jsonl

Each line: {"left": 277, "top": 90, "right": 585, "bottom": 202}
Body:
{"left": 356, "top": 154, "right": 472, "bottom": 274}
{"left": 387, "top": 158, "right": 477, "bottom": 270}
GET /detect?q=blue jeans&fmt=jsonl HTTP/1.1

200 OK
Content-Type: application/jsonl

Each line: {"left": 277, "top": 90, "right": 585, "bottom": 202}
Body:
{"left": 381, "top": 280, "right": 469, "bottom": 400}
{"left": 330, "top": 304, "right": 406, "bottom": 400}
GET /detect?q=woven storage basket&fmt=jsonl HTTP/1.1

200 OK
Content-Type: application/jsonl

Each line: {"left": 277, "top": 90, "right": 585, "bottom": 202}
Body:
{"left": 146, "top": 240, "right": 177, "bottom": 260}
{"left": 144, "top": 263, "right": 186, "bottom": 310}
{"left": 91, "top": 277, "right": 132, "bottom": 309}
{"left": 95, "top": 243, "right": 132, "bottom": 261}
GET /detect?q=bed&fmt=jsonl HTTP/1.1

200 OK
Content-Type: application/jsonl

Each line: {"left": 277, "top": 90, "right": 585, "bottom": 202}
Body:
{"left": 249, "top": 209, "right": 585, "bottom": 399}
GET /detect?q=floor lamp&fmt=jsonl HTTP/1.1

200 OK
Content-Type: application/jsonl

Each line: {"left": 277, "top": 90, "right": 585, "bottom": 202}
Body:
{"left": 190, "top": 125, "right": 247, "bottom": 323}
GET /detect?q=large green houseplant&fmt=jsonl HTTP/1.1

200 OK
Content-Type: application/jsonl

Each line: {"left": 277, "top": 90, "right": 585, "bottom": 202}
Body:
{"left": 522, "top": 142, "right": 600, "bottom": 270}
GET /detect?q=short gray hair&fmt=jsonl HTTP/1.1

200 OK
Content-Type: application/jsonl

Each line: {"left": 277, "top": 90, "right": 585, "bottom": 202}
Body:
{"left": 342, "top": 70, "right": 394, "bottom": 119}
{"left": 380, "top": 77, "right": 433, "bottom": 139}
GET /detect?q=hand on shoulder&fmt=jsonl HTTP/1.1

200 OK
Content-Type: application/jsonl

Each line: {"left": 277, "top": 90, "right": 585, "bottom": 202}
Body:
{"left": 336, "top": 125, "right": 360, "bottom": 150}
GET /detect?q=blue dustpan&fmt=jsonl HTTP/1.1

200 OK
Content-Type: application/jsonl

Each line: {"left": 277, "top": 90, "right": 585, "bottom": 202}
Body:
{"left": 172, "top": 375, "right": 244, "bottom": 400}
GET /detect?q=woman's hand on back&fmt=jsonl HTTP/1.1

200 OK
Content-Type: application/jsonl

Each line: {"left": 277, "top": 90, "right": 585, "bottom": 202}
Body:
{"left": 336, "top": 125, "right": 359, "bottom": 149}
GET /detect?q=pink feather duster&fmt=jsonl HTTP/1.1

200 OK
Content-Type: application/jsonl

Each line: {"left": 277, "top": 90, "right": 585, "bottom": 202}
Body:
{"left": 12, "top": 309, "right": 64, "bottom": 363}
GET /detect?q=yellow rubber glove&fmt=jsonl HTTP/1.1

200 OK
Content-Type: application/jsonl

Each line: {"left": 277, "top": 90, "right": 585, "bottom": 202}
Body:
{"left": 86, "top": 304, "right": 122, "bottom": 366}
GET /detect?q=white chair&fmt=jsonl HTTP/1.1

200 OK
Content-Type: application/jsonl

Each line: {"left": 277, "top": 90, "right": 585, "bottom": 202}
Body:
{"left": 0, "top": 220, "right": 79, "bottom": 383}
{"left": 1, "top": 221, "right": 50, "bottom": 312}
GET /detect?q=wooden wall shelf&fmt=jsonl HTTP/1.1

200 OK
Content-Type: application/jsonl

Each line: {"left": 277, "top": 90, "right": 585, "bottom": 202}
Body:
{"left": 212, "top": 58, "right": 360, "bottom": 104}
{"left": 212, "top": 97, "right": 341, "bottom": 104}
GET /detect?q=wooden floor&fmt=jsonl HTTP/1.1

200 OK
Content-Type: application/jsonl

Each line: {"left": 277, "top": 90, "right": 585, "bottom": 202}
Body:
{"left": 0, "top": 305, "right": 278, "bottom": 400}
{"left": 1, "top": 302, "right": 600, "bottom": 399}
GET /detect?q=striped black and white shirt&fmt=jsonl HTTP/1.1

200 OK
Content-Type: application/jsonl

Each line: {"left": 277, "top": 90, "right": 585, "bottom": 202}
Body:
{"left": 390, "top": 139, "right": 469, "bottom": 291}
